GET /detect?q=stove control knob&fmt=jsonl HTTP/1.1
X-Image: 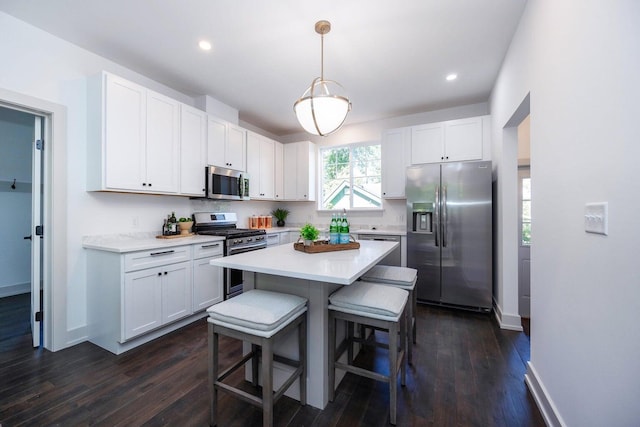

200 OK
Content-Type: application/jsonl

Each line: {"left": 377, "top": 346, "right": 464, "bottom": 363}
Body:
{"left": 247, "top": 238, "right": 253, "bottom": 242}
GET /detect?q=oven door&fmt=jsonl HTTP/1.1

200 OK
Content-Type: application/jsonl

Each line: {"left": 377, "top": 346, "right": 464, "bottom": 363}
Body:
{"left": 225, "top": 242, "right": 266, "bottom": 299}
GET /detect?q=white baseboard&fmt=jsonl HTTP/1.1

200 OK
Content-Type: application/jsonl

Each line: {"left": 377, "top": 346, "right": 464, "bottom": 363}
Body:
{"left": 492, "top": 298, "right": 523, "bottom": 331}
{"left": 66, "top": 325, "right": 88, "bottom": 347}
{"left": 0, "top": 282, "right": 30, "bottom": 298}
{"left": 525, "top": 362, "right": 565, "bottom": 427}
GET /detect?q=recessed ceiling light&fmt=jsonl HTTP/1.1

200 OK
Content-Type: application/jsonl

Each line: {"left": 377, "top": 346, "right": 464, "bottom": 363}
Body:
{"left": 446, "top": 73, "right": 458, "bottom": 81}
{"left": 199, "top": 40, "right": 212, "bottom": 51}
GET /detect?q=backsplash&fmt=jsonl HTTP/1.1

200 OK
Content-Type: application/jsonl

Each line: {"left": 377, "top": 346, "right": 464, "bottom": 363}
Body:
{"left": 188, "top": 198, "right": 407, "bottom": 231}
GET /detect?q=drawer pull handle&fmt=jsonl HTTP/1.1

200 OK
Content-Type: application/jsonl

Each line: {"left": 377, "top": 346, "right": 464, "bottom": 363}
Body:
{"left": 150, "top": 250, "right": 175, "bottom": 256}
{"left": 201, "top": 243, "right": 220, "bottom": 249}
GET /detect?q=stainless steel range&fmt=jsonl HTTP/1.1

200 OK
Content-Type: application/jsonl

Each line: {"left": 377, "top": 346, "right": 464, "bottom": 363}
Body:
{"left": 193, "top": 212, "right": 266, "bottom": 299}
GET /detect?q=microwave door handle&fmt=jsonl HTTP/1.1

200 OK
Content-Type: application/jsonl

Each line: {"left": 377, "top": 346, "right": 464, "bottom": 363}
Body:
{"left": 238, "top": 174, "right": 244, "bottom": 198}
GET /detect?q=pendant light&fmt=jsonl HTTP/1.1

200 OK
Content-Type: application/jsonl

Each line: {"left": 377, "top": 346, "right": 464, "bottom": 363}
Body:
{"left": 294, "top": 20, "right": 351, "bottom": 136}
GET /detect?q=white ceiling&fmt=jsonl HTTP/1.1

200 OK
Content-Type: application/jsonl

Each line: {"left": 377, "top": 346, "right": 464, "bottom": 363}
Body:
{"left": 0, "top": 0, "right": 526, "bottom": 136}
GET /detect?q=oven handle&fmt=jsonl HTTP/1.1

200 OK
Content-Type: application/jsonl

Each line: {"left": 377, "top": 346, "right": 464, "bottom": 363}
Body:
{"left": 227, "top": 243, "right": 267, "bottom": 255}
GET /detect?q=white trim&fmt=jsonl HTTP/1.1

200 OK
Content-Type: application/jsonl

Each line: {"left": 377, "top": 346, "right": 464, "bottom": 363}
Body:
{"left": 0, "top": 86, "right": 68, "bottom": 352}
{"left": 492, "top": 297, "right": 523, "bottom": 331}
{"left": 0, "top": 283, "right": 30, "bottom": 298}
{"left": 525, "top": 362, "right": 566, "bottom": 427}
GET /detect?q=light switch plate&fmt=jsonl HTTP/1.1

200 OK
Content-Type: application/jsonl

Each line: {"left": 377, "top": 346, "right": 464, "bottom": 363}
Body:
{"left": 584, "top": 202, "right": 608, "bottom": 235}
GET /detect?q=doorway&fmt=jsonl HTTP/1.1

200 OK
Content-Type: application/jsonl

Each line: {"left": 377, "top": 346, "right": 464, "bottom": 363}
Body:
{"left": 0, "top": 105, "right": 44, "bottom": 349}
{"left": 517, "top": 116, "right": 531, "bottom": 330}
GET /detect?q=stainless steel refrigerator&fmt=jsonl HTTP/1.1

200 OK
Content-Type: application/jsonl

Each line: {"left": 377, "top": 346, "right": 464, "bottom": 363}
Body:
{"left": 406, "top": 161, "right": 492, "bottom": 311}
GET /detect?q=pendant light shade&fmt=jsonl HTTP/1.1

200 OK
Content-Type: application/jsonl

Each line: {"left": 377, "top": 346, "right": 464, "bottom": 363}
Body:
{"left": 294, "top": 21, "right": 351, "bottom": 136}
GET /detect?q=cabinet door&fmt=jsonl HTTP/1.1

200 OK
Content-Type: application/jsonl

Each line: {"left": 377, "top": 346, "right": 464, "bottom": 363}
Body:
{"left": 411, "top": 123, "right": 444, "bottom": 164}
{"left": 274, "top": 141, "right": 284, "bottom": 200}
{"left": 192, "top": 256, "right": 224, "bottom": 311}
{"left": 226, "top": 124, "right": 246, "bottom": 171}
{"left": 161, "top": 261, "right": 192, "bottom": 323}
{"left": 145, "top": 90, "right": 180, "bottom": 193}
{"left": 283, "top": 143, "right": 298, "bottom": 200}
{"left": 104, "top": 74, "right": 146, "bottom": 191}
{"left": 381, "top": 127, "right": 411, "bottom": 198}
{"left": 260, "top": 138, "right": 275, "bottom": 199}
{"left": 180, "top": 105, "right": 207, "bottom": 196}
{"left": 207, "top": 116, "right": 227, "bottom": 168}
{"left": 124, "top": 267, "right": 162, "bottom": 340}
{"left": 246, "top": 132, "right": 262, "bottom": 198}
{"left": 444, "top": 117, "right": 482, "bottom": 162}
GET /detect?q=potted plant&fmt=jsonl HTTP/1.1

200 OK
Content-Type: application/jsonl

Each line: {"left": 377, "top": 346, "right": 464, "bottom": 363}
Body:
{"left": 178, "top": 217, "right": 193, "bottom": 235}
{"left": 300, "top": 223, "right": 319, "bottom": 246}
{"left": 271, "top": 208, "right": 290, "bottom": 227}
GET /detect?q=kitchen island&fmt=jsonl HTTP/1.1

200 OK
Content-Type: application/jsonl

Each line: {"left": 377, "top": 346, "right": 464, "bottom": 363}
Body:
{"left": 210, "top": 240, "right": 398, "bottom": 409}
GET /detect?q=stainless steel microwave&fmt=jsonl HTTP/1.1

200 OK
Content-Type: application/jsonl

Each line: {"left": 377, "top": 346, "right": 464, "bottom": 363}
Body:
{"left": 205, "top": 166, "right": 250, "bottom": 200}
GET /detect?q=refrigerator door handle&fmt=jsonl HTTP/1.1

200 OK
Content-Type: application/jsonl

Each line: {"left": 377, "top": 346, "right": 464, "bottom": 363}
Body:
{"left": 442, "top": 185, "right": 447, "bottom": 247}
{"left": 434, "top": 185, "right": 440, "bottom": 247}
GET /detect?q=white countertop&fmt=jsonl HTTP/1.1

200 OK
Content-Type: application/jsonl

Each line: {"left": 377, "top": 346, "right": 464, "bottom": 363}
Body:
{"left": 210, "top": 240, "right": 398, "bottom": 285}
{"left": 82, "top": 233, "right": 225, "bottom": 253}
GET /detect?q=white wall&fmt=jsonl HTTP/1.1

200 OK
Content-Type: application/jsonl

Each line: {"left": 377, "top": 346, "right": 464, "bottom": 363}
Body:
{"left": 491, "top": 1, "right": 640, "bottom": 426}
{"left": 0, "top": 107, "right": 32, "bottom": 296}
{"left": 0, "top": 11, "right": 201, "bottom": 344}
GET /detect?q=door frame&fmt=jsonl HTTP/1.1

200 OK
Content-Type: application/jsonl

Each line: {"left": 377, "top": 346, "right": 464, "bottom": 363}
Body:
{"left": 0, "top": 87, "right": 68, "bottom": 352}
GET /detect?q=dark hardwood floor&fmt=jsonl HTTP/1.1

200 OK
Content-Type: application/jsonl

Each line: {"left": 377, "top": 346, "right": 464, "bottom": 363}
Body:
{"left": 0, "top": 297, "right": 544, "bottom": 426}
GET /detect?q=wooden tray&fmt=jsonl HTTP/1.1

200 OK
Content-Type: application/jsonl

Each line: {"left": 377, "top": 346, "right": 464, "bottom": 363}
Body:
{"left": 156, "top": 233, "right": 195, "bottom": 239}
{"left": 294, "top": 240, "right": 360, "bottom": 253}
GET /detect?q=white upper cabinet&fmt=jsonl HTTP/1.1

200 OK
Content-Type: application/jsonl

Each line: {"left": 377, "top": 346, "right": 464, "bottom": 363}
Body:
{"left": 207, "top": 116, "right": 246, "bottom": 172}
{"left": 274, "top": 141, "right": 284, "bottom": 200}
{"left": 179, "top": 104, "right": 207, "bottom": 196}
{"left": 381, "top": 127, "right": 411, "bottom": 198}
{"left": 246, "top": 131, "right": 275, "bottom": 199}
{"left": 411, "top": 116, "right": 488, "bottom": 165}
{"left": 145, "top": 91, "right": 180, "bottom": 193}
{"left": 88, "top": 72, "right": 180, "bottom": 194}
{"left": 283, "top": 141, "right": 316, "bottom": 201}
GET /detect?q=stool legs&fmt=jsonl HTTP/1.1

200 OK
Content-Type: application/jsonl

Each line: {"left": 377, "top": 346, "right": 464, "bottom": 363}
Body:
{"left": 208, "top": 323, "right": 219, "bottom": 427}
{"left": 261, "top": 338, "right": 273, "bottom": 427}
{"left": 299, "top": 314, "right": 307, "bottom": 406}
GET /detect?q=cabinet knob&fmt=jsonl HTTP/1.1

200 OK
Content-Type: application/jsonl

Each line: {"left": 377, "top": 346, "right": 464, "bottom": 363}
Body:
{"left": 148, "top": 183, "right": 152, "bottom": 187}
{"left": 157, "top": 272, "right": 161, "bottom": 276}
{"left": 143, "top": 183, "right": 147, "bottom": 186}
{"left": 164, "top": 271, "right": 168, "bottom": 275}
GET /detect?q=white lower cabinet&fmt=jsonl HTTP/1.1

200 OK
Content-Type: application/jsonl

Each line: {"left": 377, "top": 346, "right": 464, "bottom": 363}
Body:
{"left": 266, "top": 233, "right": 280, "bottom": 246}
{"left": 192, "top": 241, "right": 224, "bottom": 312}
{"left": 86, "top": 238, "right": 224, "bottom": 355}
{"left": 123, "top": 261, "right": 192, "bottom": 340}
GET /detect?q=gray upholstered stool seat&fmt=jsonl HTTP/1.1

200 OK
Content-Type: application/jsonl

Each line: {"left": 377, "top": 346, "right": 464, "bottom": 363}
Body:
{"left": 207, "top": 289, "right": 308, "bottom": 427}
{"left": 328, "top": 281, "right": 408, "bottom": 425}
{"left": 361, "top": 265, "right": 418, "bottom": 363}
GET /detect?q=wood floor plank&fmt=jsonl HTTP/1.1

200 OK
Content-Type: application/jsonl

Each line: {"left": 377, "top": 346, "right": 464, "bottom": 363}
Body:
{"left": 0, "top": 298, "right": 545, "bottom": 426}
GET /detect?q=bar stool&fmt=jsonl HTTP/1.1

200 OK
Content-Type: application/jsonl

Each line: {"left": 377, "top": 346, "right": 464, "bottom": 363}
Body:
{"left": 361, "top": 265, "right": 418, "bottom": 363}
{"left": 328, "top": 281, "right": 408, "bottom": 425}
{"left": 207, "top": 289, "right": 308, "bottom": 427}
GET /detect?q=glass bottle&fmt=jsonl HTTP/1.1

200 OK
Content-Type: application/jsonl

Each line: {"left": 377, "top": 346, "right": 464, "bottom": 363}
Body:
{"left": 329, "top": 213, "right": 339, "bottom": 244}
{"left": 339, "top": 213, "right": 350, "bottom": 244}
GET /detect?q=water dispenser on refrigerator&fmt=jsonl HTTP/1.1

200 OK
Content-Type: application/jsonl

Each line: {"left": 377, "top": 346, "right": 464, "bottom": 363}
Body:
{"left": 411, "top": 202, "right": 433, "bottom": 233}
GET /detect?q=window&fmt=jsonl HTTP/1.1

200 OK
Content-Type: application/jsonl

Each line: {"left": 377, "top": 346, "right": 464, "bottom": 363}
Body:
{"left": 519, "top": 170, "right": 531, "bottom": 245}
{"left": 319, "top": 142, "right": 382, "bottom": 210}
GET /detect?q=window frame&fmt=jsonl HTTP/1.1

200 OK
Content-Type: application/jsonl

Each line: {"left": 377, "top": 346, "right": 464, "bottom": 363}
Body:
{"left": 317, "top": 141, "right": 383, "bottom": 212}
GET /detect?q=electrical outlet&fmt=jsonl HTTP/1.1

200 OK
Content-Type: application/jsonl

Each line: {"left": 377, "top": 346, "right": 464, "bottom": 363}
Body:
{"left": 584, "top": 202, "right": 608, "bottom": 235}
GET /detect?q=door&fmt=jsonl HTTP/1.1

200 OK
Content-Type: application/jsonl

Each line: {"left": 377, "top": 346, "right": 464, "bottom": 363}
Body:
{"left": 440, "top": 161, "right": 492, "bottom": 309}
{"left": 518, "top": 167, "right": 531, "bottom": 318}
{"left": 31, "top": 115, "right": 44, "bottom": 347}
{"left": 406, "top": 164, "right": 441, "bottom": 302}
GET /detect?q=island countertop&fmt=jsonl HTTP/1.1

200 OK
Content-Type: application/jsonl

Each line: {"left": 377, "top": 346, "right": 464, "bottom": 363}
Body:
{"left": 210, "top": 240, "right": 398, "bottom": 285}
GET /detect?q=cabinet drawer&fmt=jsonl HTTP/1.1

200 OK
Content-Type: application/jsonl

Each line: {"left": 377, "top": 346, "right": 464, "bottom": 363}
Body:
{"left": 124, "top": 245, "right": 191, "bottom": 272}
{"left": 192, "top": 240, "right": 224, "bottom": 259}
